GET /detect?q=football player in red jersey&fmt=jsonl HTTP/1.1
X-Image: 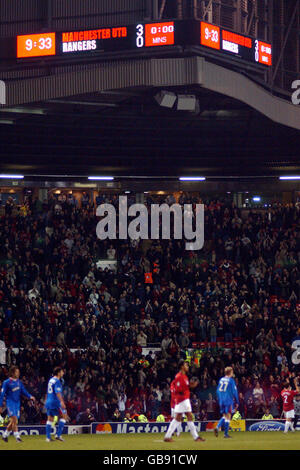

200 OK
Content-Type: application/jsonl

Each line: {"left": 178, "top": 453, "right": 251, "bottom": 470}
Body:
{"left": 164, "top": 360, "right": 205, "bottom": 442}
{"left": 170, "top": 379, "right": 182, "bottom": 437}
{"left": 281, "top": 377, "right": 300, "bottom": 433}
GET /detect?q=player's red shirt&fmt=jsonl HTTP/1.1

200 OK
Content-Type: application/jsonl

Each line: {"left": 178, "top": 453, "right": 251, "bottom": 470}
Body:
{"left": 170, "top": 380, "right": 176, "bottom": 409}
{"left": 281, "top": 389, "right": 297, "bottom": 412}
{"left": 174, "top": 372, "right": 190, "bottom": 404}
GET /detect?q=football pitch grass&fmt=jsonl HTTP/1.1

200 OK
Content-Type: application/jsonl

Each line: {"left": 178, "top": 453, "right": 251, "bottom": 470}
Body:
{"left": 1, "top": 431, "right": 300, "bottom": 450}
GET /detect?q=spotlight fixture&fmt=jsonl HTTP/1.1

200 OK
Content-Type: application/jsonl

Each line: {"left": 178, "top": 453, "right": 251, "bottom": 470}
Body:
{"left": 0, "top": 174, "right": 24, "bottom": 179}
{"left": 177, "top": 95, "right": 197, "bottom": 112}
{"left": 88, "top": 176, "right": 114, "bottom": 180}
{"left": 179, "top": 177, "right": 206, "bottom": 181}
{"left": 154, "top": 90, "right": 177, "bottom": 108}
{"left": 279, "top": 176, "right": 300, "bottom": 180}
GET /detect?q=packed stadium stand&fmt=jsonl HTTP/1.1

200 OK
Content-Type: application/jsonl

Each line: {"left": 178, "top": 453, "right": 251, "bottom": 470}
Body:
{"left": 0, "top": 191, "right": 299, "bottom": 424}
{"left": 1, "top": 2, "right": 300, "bottom": 444}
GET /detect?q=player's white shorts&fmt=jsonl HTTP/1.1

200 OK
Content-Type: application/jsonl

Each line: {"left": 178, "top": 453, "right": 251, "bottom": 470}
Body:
{"left": 174, "top": 399, "right": 192, "bottom": 414}
{"left": 284, "top": 410, "right": 295, "bottom": 419}
{"left": 171, "top": 408, "right": 186, "bottom": 419}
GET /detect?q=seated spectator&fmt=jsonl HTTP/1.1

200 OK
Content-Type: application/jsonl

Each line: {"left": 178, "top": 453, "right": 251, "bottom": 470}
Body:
{"left": 261, "top": 408, "right": 274, "bottom": 420}
{"left": 137, "top": 330, "right": 147, "bottom": 348}
{"left": 253, "top": 381, "right": 265, "bottom": 408}
{"left": 111, "top": 408, "right": 122, "bottom": 422}
{"left": 107, "top": 245, "right": 116, "bottom": 260}
{"left": 124, "top": 412, "right": 136, "bottom": 423}
{"left": 205, "top": 393, "right": 217, "bottom": 420}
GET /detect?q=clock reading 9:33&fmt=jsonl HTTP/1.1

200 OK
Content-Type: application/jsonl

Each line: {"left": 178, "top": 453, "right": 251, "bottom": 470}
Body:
{"left": 17, "top": 33, "right": 56, "bottom": 58}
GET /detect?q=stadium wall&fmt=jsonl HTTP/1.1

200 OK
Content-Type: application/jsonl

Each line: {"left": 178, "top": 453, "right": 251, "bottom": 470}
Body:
{"left": 0, "top": 420, "right": 291, "bottom": 436}
{"left": 0, "top": 0, "right": 148, "bottom": 37}
{"left": 91, "top": 421, "right": 245, "bottom": 434}
{"left": 91, "top": 420, "right": 290, "bottom": 434}
{"left": 0, "top": 425, "right": 90, "bottom": 435}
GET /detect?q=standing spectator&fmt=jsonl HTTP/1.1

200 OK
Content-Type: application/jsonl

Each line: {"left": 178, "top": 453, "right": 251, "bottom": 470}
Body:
{"left": 205, "top": 393, "right": 216, "bottom": 420}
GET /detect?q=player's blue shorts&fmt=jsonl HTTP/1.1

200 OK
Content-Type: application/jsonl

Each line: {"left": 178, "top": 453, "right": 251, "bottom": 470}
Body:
{"left": 46, "top": 405, "right": 61, "bottom": 417}
{"left": 6, "top": 401, "right": 20, "bottom": 419}
{"left": 219, "top": 402, "right": 233, "bottom": 415}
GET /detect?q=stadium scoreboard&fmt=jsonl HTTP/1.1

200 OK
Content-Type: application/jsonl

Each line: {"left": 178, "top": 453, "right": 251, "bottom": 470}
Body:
{"left": 14, "top": 19, "right": 272, "bottom": 67}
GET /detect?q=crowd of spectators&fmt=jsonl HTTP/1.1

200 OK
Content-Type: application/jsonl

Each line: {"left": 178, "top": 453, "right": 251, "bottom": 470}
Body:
{"left": 0, "top": 191, "right": 299, "bottom": 423}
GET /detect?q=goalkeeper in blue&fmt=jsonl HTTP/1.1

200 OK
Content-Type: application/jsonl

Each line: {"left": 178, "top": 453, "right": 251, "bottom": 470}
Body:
{"left": 45, "top": 366, "right": 68, "bottom": 442}
{"left": 0, "top": 366, "right": 36, "bottom": 443}
{"left": 215, "top": 366, "right": 239, "bottom": 439}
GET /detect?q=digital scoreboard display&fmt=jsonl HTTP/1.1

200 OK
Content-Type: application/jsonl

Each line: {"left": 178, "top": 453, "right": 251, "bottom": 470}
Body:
{"left": 200, "top": 22, "right": 272, "bottom": 66}
{"left": 200, "top": 22, "right": 220, "bottom": 50}
{"left": 14, "top": 20, "right": 272, "bottom": 68}
{"left": 16, "top": 22, "right": 176, "bottom": 59}
{"left": 144, "top": 22, "right": 175, "bottom": 47}
{"left": 61, "top": 26, "right": 129, "bottom": 54}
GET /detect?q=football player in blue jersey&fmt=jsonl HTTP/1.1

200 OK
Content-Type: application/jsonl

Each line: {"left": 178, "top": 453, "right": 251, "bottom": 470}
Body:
{"left": 0, "top": 366, "right": 36, "bottom": 443}
{"left": 45, "top": 366, "right": 68, "bottom": 442}
{"left": 215, "top": 366, "right": 239, "bottom": 438}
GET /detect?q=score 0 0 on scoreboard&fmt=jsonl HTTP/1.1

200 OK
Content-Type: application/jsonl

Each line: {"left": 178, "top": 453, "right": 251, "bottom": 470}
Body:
{"left": 15, "top": 20, "right": 272, "bottom": 68}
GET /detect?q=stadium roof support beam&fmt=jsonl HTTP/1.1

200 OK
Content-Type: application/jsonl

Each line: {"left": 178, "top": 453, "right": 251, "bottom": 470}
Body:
{"left": 0, "top": 81, "right": 5, "bottom": 105}
{"left": 159, "top": 0, "right": 167, "bottom": 20}
{"left": 177, "top": 0, "right": 184, "bottom": 19}
{"left": 145, "top": 0, "right": 153, "bottom": 19}
{"left": 155, "top": 0, "right": 184, "bottom": 19}
{"left": 152, "top": 0, "right": 159, "bottom": 19}
{"left": 200, "top": 0, "right": 213, "bottom": 21}
{"left": 272, "top": 0, "right": 299, "bottom": 86}
{"left": 246, "top": 2, "right": 256, "bottom": 35}
{"left": 47, "top": 0, "right": 52, "bottom": 29}
{"left": 2, "top": 56, "right": 300, "bottom": 129}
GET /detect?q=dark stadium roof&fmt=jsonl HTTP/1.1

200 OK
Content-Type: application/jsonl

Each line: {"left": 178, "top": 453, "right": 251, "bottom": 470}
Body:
{"left": 0, "top": 84, "right": 300, "bottom": 180}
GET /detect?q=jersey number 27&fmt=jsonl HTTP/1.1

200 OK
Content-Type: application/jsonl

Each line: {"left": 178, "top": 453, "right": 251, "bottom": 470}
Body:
{"left": 219, "top": 380, "right": 229, "bottom": 392}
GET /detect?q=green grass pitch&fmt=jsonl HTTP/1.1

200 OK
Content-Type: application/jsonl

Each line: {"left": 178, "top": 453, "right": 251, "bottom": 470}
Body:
{"left": 1, "top": 431, "right": 300, "bottom": 450}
